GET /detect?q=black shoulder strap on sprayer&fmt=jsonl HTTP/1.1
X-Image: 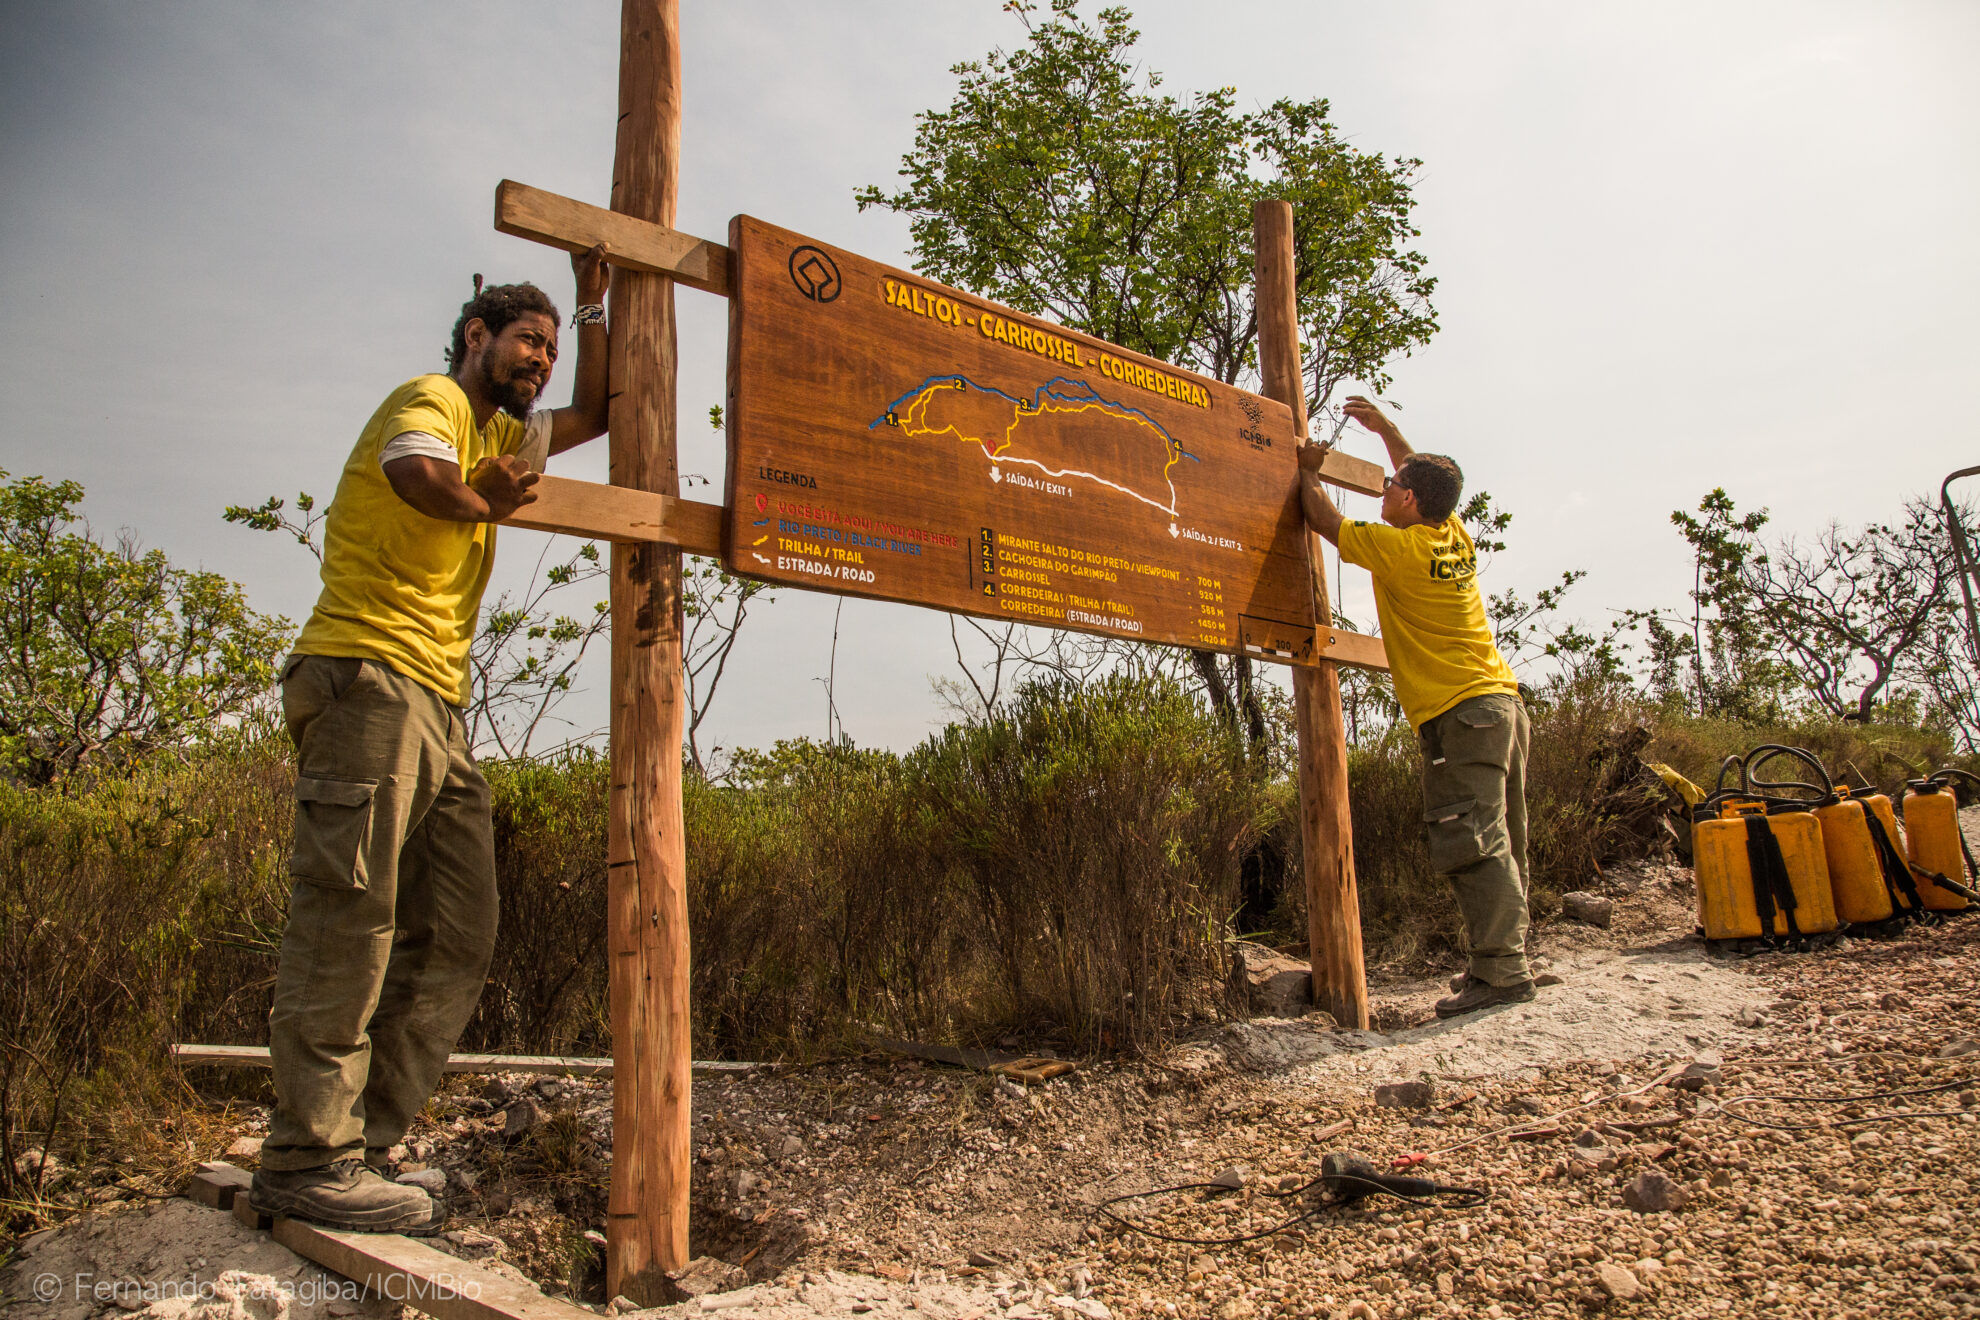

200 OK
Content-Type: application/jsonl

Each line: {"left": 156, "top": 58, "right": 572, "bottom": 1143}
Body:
{"left": 1925, "top": 768, "right": 1980, "bottom": 888}
{"left": 1862, "top": 809, "right": 1925, "bottom": 913}
{"left": 1742, "top": 814, "right": 1802, "bottom": 940}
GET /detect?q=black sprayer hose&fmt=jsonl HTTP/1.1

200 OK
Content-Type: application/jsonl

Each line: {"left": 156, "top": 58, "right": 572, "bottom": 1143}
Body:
{"left": 1742, "top": 744, "right": 1836, "bottom": 805}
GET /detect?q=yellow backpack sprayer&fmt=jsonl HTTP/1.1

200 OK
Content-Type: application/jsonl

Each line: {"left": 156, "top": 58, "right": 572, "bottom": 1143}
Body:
{"left": 1902, "top": 768, "right": 1980, "bottom": 910}
{"left": 1814, "top": 781, "right": 1925, "bottom": 927}
{"left": 1692, "top": 745, "right": 1840, "bottom": 944}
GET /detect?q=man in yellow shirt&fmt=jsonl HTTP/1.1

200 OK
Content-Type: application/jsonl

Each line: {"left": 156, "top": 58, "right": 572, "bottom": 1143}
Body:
{"left": 251, "top": 247, "right": 608, "bottom": 1230}
{"left": 1297, "top": 396, "right": 1536, "bottom": 1018}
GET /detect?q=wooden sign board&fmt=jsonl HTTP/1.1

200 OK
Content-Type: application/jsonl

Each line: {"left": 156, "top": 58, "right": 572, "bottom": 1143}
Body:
{"left": 724, "top": 215, "right": 1325, "bottom": 664}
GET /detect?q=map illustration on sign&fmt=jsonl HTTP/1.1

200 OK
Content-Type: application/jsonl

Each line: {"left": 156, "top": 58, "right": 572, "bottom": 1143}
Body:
{"left": 724, "top": 214, "right": 1361, "bottom": 667}
{"left": 872, "top": 375, "right": 1192, "bottom": 527}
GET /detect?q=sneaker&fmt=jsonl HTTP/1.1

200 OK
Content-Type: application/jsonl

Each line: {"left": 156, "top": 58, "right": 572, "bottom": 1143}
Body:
{"left": 249, "top": 1157, "right": 440, "bottom": 1232}
{"left": 1435, "top": 977, "right": 1537, "bottom": 1019}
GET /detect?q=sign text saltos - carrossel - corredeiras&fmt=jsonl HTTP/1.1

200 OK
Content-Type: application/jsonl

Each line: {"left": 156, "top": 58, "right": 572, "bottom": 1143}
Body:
{"left": 723, "top": 215, "right": 1320, "bottom": 663}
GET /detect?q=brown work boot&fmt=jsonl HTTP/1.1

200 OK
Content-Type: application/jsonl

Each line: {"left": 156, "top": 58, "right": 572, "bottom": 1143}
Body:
{"left": 1452, "top": 969, "right": 1553, "bottom": 993}
{"left": 249, "top": 1157, "right": 440, "bottom": 1232}
{"left": 1435, "top": 977, "right": 1537, "bottom": 1019}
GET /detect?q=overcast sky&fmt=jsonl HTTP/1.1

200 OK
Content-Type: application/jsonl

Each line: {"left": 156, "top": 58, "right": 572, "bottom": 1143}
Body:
{"left": 3, "top": 2, "right": 1975, "bottom": 757}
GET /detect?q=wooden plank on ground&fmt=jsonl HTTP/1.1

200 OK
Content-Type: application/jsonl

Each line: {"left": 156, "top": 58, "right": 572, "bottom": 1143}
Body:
{"left": 992, "top": 1058, "right": 1078, "bottom": 1085}
{"left": 190, "top": 1161, "right": 252, "bottom": 1210}
{"left": 500, "top": 476, "right": 724, "bottom": 555}
{"left": 275, "top": 1219, "right": 600, "bottom": 1320}
{"left": 233, "top": 1191, "right": 274, "bottom": 1231}
{"left": 869, "top": 1037, "right": 1022, "bottom": 1071}
{"left": 170, "top": 1044, "right": 761, "bottom": 1078}
{"left": 495, "top": 179, "right": 729, "bottom": 299}
{"left": 194, "top": 1163, "right": 599, "bottom": 1320}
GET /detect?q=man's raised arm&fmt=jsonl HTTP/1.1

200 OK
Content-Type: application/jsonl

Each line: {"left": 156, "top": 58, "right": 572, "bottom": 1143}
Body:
{"left": 1344, "top": 394, "right": 1415, "bottom": 470}
{"left": 1297, "top": 441, "right": 1346, "bottom": 545}
{"left": 548, "top": 243, "right": 610, "bottom": 456}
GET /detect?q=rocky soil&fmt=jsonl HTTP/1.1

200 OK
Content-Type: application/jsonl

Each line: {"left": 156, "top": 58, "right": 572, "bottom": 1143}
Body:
{"left": 8, "top": 811, "right": 1980, "bottom": 1320}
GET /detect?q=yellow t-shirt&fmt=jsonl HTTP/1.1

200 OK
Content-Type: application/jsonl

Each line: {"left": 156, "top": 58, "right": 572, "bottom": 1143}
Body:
{"left": 1336, "top": 515, "right": 1518, "bottom": 730}
{"left": 294, "top": 375, "right": 547, "bottom": 706}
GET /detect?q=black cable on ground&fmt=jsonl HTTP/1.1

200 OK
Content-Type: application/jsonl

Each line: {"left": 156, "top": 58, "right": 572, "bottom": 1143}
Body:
{"left": 1086, "top": 1171, "right": 1488, "bottom": 1247}
{"left": 1715, "top": 1075, "right": 1974, "bottom": 1132}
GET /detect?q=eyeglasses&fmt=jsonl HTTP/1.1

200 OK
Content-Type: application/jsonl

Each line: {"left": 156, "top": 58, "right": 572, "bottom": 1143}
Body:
{"left": 1382, "top": 475, "right": 1399, "bottom": 492}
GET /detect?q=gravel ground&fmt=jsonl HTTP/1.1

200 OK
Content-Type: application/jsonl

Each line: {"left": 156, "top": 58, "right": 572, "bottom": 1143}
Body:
{"left": 9, "top": 811, "right": 1980, "bottom": 1320}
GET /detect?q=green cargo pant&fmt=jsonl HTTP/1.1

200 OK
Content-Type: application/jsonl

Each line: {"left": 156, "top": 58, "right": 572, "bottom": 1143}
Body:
{"left": 1419, "top": 692, "right": 1532, "bottom": 987}
{"left": 262, "top": 655, "right": 498, "bottom": 1172}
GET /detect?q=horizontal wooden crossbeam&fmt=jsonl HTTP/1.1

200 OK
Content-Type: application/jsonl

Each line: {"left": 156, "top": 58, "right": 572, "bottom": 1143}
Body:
{"left": 498, "top": 475, "right": 724, "bottom": 555}
{"left": 1313, "top": 627, "right": 1389, "bottom": 671}
{"left": 494, "top": 180, "right": 730, "bottom": 298}
{"left": 1313, "top": 449, "right": 1386, "bottom": 500}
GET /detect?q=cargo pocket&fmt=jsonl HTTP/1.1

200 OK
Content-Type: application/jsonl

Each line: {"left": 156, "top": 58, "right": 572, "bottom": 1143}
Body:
{"left": 1424, "top": 798, "right": 1486, "bottom": 875}
{"left": 290, "top": 776, "right": 378, "bottom": 889}
{"left": 1446, "top": 703, "right": 1512, "bottom": 770}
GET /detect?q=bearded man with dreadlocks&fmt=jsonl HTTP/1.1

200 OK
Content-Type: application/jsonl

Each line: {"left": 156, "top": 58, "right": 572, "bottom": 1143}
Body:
{"left": 249, "top": 246, "right": 610, "bottom": 1231}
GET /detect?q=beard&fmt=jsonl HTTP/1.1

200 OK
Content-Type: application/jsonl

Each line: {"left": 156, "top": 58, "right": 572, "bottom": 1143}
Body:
{"left": 478, "top": 356, "right": 541, "bottom": 420}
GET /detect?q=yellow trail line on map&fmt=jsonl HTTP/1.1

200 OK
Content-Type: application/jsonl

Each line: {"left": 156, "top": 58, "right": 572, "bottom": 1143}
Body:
{"left": 897, "top": 384, "right": 1183, "bottom": 517}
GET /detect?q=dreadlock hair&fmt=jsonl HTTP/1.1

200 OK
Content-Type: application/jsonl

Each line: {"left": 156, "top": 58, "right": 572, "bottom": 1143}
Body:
{"left": 446, "top": 281, "right": 561, "bottom": 373}
{"left": 1397, "top": 453, "right": 1464, "bottom": 522}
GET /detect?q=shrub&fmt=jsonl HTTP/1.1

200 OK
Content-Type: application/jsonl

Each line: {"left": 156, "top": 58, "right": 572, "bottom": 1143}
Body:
{"left": 465, "top": 751, "right": 612, "bottom": 1056}
{"left": 0, "top": 728, "right": 290, "bottom": 1223}
{"left": 912, "top": 674, "right": 1261, "bottom": 1053}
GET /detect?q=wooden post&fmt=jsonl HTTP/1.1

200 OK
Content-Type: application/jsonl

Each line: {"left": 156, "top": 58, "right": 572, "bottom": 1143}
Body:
{"left": 606, "top": 0, "right": 691, "bottom": 1303}
{"left": 1252, "top": 200, "right": 1371, "bottom": 1030}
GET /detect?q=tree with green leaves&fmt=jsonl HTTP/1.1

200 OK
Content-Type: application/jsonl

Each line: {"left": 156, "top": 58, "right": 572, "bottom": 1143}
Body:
{"left": 1647, "top": 489, "right": 1788, "bottom": 720}
{"left": 858, "top": 0, "right": 1437, "bottom": 747}
{"left": 0, "top": 472, "right": 291, "bottom": 783}
{"left": 469, "top": 541, "right": 611, "bottom": 758}
{"left": 857, "top": 0, "right": 1435, "bottom": 408}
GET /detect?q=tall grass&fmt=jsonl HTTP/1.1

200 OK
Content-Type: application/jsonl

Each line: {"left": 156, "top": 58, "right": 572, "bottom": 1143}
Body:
{"left": 452, "top": 675, "right": 1264, "bottom": 1059}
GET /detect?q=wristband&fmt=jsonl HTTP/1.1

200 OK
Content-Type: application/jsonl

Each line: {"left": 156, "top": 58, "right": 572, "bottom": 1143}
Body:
{"left": 572, "top": 303, "right": 606, "bottom": 327}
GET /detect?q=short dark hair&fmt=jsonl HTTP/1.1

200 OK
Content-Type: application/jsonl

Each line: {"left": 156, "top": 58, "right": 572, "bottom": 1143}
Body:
{"left": 447, "top": 282, "right": 560, "bottom": 373}
{"left": 1397, "top": 453, "right": 1463, "bottom": 522}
